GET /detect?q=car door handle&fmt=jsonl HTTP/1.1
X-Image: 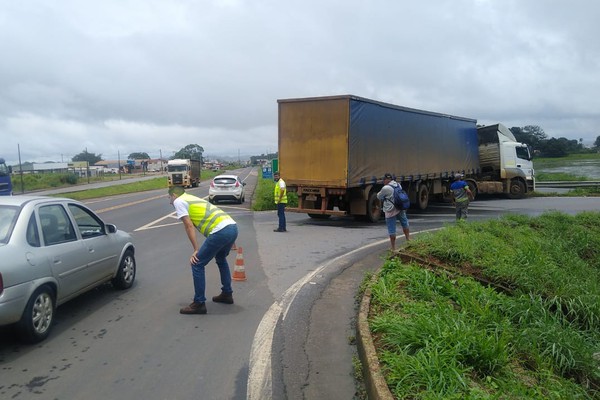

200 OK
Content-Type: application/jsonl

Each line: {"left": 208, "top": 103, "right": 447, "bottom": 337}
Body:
{"left": 87, "top": 246, "right": 95, "bottom": 253}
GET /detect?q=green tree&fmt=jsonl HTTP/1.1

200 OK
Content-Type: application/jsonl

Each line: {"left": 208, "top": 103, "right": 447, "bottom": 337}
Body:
{"left": 72, "top": 150, "right": 103, "bottom": 165}
{"left": 128, "top": 152, "right": 150, "bottom": 159}
{"left": 172, "top": 144, "right": 204, "bottom": 161}
{"left": 594, "top": 136, "right": 600, "bottom": 149}
{"left": 538, "top": 138, "right": 569, "bottom": 157}
{"left": 510, "top": 125, "right": 547, "bottom": 150}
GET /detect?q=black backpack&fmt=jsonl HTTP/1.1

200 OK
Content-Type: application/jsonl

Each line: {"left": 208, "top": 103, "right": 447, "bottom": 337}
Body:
{"left": 392, "top": 185, "right": 410, "bottom": 210}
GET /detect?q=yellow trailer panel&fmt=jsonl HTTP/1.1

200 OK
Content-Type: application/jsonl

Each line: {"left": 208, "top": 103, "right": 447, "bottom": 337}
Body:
{"left": 278, "top": 97, "right": 349, "bottom": 188}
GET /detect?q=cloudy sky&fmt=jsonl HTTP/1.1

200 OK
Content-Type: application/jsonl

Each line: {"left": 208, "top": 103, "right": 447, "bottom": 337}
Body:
{"left": 1, "top": 0, "right": 599, "bottom": 165}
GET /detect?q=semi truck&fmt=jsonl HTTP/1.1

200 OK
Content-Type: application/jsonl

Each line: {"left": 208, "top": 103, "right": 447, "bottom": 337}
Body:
{"left": 277, "top": 95, "right": 534, "bottom": 222}
{"left": 167, "top": 159, "right": 201, "bottom": 188}
{"left": 0, "top": 158, "right": 13, "bottom": 196}
{"left": 476, "top": 123, "right": 534, "bottom": 198}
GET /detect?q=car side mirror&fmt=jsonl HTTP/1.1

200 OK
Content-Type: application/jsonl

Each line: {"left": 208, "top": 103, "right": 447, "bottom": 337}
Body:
{"left": 242, "top": 182, "right": 246, "bottom": 186}
{"left": 106, "top": 224, "right": 117, "bottom": 234}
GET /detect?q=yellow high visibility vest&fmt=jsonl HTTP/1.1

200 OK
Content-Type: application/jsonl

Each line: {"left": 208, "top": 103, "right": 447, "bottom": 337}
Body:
{"left": 179, "top": 193, "right": 234, "bottom": 237}
{"left": 274, "top": 179, "right": 287, "bottom": 204}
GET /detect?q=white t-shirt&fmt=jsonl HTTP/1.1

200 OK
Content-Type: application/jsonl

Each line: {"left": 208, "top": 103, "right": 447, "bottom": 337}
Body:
{"left": 173, "top": 196, "right": 235, "bottom": 234}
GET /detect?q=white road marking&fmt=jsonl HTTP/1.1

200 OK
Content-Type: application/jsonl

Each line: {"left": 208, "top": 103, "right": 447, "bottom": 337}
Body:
{"left": 246, "top": 239, "right": 386, "bottom": 400}
{"left": 134, "top": 212, "right": 179, "bottom": 231}
{"left": 247, "top": 228, "right": 442, "bottom": 400}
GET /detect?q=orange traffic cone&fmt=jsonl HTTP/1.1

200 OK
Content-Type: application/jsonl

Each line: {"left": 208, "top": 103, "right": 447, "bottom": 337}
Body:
{"left": 232, "top": 247, "right": 247, "bottom": 281}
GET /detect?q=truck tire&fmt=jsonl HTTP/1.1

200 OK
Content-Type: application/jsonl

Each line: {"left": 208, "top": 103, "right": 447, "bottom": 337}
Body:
{"left": 366, "top": 191, "right": 382, "bottom": 223}
{"left": 466, "top": 179, "right": 478, "bottom": 201}
{"left": 507, "top": 179, "right": 526, "bottom": 199}
{"left": 416, "top": 183, "right": 429, "bottom": 210}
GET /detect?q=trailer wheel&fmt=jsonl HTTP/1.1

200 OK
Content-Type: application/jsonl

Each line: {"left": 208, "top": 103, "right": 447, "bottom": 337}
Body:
{"left": 416, "top": 183, "right": 429, "bottom": 210}
{"left": 507, "top": 179, "right": 526, "bottom": 199}
{"left": 466, "top": 179, "right": 478, "bottom": 201}
{"left": 366, "top": 191, "right": 382, "bottom": 223}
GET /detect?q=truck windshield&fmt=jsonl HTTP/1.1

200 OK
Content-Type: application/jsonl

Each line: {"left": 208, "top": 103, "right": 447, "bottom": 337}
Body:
{"left": 168, "top": 166, "right": 188, "bottom": 172}
{"left": 516, "top": 146, "right": 531, "bottom": 161}
{"left": 0, "top": 162, "right": 9, "bottom": 176}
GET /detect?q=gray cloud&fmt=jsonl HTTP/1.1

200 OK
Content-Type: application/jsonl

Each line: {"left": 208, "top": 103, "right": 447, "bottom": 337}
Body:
{"left": 2, "top": 0, "right": 599, "bottom": 164}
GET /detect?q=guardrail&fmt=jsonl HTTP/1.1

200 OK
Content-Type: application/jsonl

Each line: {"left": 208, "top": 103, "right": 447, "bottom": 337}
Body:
{"left": 536, "top": 181, "right": 600, "bottom": 188}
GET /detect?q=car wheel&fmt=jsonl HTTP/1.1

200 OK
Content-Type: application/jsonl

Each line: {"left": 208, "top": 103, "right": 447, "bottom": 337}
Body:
{"left": 112, "top": 249, "right": 136, "bottom": 290}
{"left": 17, "top": 285, "right": 55, "bottom": 343}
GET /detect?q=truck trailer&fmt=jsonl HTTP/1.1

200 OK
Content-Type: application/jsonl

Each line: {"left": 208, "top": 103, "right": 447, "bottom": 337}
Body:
{"left": 278, "top": 95, "right": 534, "bottom": 222}
{"left": 167, "top": 159, "right": 201, "bottom": 188}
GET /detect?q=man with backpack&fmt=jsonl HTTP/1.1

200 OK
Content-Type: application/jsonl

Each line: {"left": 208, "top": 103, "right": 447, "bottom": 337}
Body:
{"left": 450, "top": 173, "right": 474, "bottom": 221}
{"left": 377, "top": 172, "right": 410, "bottom": 251}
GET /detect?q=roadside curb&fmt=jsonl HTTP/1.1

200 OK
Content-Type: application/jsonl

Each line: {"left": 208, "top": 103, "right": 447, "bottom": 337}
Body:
{"left": 356, "top": 272, "right": 394, "bottom": 400}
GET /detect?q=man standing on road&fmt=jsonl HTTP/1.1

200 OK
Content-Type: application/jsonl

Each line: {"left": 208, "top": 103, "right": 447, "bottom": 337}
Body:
{"left": 450, "top": 174, "right": 474, "bottom": 221}
{"left": 168, "top": 186, "right": 238, "bottom": 315}
{"left": 273, "top": 171, "right": 287, "bottom": 232}
{"left": 377, "top": 173, "right": 410, "bottom": 251}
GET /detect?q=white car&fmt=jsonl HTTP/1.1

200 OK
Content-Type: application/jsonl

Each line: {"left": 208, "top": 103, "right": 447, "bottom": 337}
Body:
{"left": 209, "top": 175, "right": 246, "bottom": 204}
{"left": 0, "top": 196, "right": 136, "bottom": 343}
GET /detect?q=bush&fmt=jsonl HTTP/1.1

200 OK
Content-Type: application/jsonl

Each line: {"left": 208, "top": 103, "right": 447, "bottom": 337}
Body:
{"left": 252, "top": 170, "right": 298, "bottom": 211}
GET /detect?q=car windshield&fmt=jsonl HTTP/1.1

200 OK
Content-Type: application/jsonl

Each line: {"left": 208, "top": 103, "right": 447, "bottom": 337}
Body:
{"left": 168, "top": 165, "right": 187, "bottom": 172}
{"left": 0, "top": 205, "right": 19, "bottom": 244}
{"left": 214, "top": 177, "right": 237, "bottom": 185}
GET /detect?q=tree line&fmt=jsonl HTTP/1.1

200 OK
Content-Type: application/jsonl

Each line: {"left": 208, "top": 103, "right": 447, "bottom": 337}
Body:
{"left": 509, "top": 125, "right": 599, "bottom": 157}
{"left": 72, "top": 144, "right": 205, "bottom": 165}
{"left": 69, "top": 127, "right": 600, "bottom": 165}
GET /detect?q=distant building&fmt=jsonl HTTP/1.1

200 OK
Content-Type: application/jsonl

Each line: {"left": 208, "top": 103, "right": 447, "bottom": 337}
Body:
{"left": 13, "top": 162, "right": 70, "bottom": 174}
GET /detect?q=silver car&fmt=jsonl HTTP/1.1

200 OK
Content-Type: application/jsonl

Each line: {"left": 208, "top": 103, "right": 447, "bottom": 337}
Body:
{"left": 208, "top": 174, "right": 246, "bottom": 204}
{"left": 0, "top": 196, "right": 136, "bottom": 343}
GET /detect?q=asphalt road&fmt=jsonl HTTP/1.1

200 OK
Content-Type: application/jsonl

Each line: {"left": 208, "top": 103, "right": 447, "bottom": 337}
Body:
{"left": 1, "top": 169, "right": 599, "bottom": 399}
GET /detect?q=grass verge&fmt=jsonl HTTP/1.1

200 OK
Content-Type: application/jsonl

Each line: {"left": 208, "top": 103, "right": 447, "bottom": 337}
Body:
{"left": 251, "top": 169, "right": 298, "bottom": 211}
{"left": 368, "top": 212, "right": 600, "bottom": 399}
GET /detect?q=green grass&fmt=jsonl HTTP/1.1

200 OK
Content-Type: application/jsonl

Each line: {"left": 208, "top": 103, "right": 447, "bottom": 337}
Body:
{"left": 535, "top": 172, "right": 590, "bottom": 181}
{"left": 18, "top": 170, "right": 225, "bottom": 200}
{"left": 368, "top": 212, "right": 600, "bottom": 399}
{"left": 534, "top": 153, "right": 600, "bottom": 167}
{"left": 251, "top": 169, "right": 298, "bottom": 211}
{"left": 60, "top": 177, "right": 168, "bottom": 200}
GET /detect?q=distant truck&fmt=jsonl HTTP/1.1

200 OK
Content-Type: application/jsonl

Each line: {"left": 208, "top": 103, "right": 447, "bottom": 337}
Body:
{"left": 167, "top": 159, "right": 201, "bottom": 188}
{"left": 0, "top": 158, "right": 13, "bottom": 196}
{"left": 278, "top": 95, "right": 534, "bottom": 222}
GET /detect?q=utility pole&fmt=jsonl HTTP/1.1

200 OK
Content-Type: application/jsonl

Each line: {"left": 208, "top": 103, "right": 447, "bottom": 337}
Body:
{"left": 160, "top": 149, "right": 163, "bottom": 174}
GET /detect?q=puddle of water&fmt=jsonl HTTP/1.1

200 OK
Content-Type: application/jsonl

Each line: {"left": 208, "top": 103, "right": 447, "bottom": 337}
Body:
{"left": 536, "top": 160, "right": 600, "bottom": 179}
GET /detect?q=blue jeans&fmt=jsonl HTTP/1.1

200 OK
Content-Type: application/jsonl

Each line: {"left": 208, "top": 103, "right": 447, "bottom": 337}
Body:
{"left": 277, "top": 203, "right": 287, "bottom": 231}
{"left": 191, "top": 224, "right": 238, "bottom": 303}
{"left": 385, "top": 210, "right": 409, "bottom": 235}
{"left": 455, "top": 201, "right": 469, "bottom": 220}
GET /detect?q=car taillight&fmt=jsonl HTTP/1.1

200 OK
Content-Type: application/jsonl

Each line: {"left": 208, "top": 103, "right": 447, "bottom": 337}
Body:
{"left": 235, "top": 181, "right": 240, "bottom": 187}
{"left": 210, "top": 181, "right": 215, "bottom": 188}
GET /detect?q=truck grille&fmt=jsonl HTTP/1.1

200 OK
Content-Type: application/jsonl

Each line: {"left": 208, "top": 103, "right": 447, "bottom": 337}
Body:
{"left": 172, "top": 174, "right": 183, "bottom": 184}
